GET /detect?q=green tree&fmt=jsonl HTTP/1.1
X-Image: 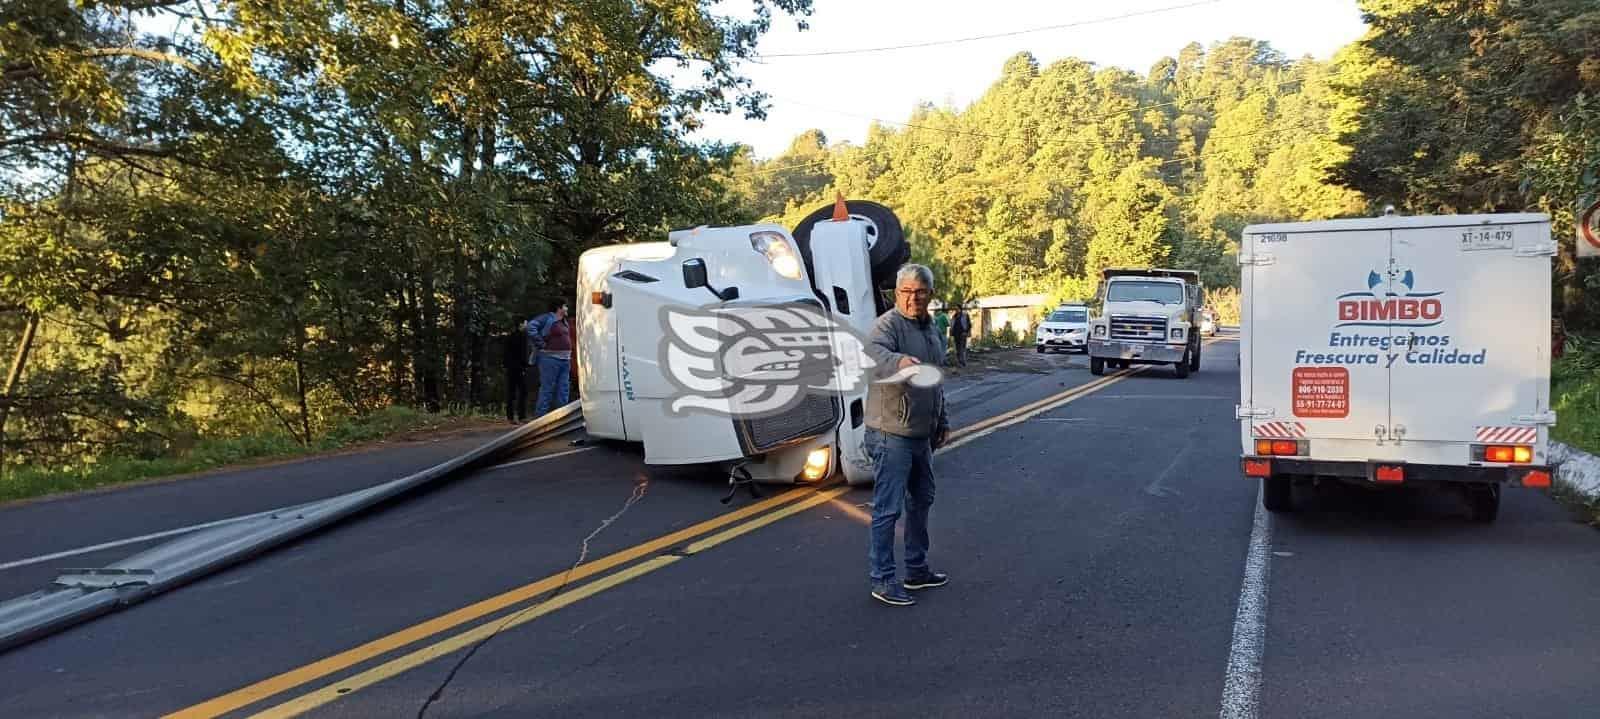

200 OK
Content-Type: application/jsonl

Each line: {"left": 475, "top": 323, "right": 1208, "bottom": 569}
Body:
{"left": 1330, "top": 0, "right": 1600, "bottom": 327}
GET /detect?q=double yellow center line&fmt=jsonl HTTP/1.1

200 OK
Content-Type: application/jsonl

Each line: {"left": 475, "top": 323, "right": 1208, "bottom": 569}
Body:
{"left": 170, "top": 364, "right": 1148, "bottom": 718}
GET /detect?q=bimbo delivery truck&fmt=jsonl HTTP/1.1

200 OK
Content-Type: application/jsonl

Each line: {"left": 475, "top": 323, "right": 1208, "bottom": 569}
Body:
{"left": 575, "top": 199, "right": 911, "bottom": 490}
{"left": 1237, "top": 212, "right": 1557, "bottom": 522}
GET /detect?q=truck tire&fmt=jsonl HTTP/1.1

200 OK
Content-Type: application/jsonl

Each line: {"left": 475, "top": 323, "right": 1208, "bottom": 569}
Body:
{"left": 1174, "top": 352, "right": 1191, "bottom": 378}
{"left": 1189, "top": 340, "right": 1202, "bottom": 371}
{"left": 1468, "top": 484, "right": 1501, "bottom": 523}
{"left": 1262, "top": 477, "right": 1292, "bottom": 512}
{"left": 791, "top": 200, "right": 908, "bottom": 289}
{"left": 1090, "top": 356, "right": 1105, "bottom": 376}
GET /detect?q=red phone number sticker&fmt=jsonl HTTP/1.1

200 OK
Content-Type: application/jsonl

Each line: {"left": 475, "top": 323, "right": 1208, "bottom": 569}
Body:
{"left": 1293, "top": 367, "right": 1349, "bottom": 418}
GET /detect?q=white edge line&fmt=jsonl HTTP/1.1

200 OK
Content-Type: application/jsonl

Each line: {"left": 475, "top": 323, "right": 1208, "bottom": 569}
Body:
{"left": 0, "top": 508, "right": 281, "bottom": 572}
{"left": 1220, "top": 482, "right": 1272, "bottom": 719}
{"left": 0, "top": 446, "right": 596, "bottom": 573}
{"left": 485, "top": 446, "right": 595, "bottom": 471}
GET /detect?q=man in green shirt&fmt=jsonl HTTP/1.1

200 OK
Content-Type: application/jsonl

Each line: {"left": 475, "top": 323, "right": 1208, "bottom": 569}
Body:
{"left": 933, "top": 309, "right": 950, "bottom": 364}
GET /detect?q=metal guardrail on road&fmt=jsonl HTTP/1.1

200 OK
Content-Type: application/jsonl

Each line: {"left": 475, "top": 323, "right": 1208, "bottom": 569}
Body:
{"left": 0, "top": 403, "right": 584, "bottom": 654}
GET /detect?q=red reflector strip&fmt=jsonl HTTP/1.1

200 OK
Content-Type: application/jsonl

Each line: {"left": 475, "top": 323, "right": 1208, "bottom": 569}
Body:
{"left": 1521, "top": 469, "right": 1551, "bottom": 488}
{"left": 1254, "top": 421, "right": 1307, "bottom": 439}
{"left": 1374, "top": 465, "right": 1404, "bottom": 483}
{"left": 1242, "top": 459, "right": 1271, "bottom": 477}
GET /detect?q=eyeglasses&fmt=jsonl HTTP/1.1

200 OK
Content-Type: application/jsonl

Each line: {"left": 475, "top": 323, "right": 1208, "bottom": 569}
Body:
{"left": 896, "top": 288, "right": 931, "bottom": 299}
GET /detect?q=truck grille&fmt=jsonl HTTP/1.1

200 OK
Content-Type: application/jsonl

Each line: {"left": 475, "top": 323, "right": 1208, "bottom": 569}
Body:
{"left": 734, "top": 393, "right": 840, "bottom": 454}
{"left": 1110, "top": 314, "right": 1168, "bottom": 342}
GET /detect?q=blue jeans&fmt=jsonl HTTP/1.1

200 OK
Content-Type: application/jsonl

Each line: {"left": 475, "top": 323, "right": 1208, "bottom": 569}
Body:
{"left": 536, "top": 354, "right": 570, "bottom": 416}
{"left": 867, "top": 428, "right": 936, "bottom": 585}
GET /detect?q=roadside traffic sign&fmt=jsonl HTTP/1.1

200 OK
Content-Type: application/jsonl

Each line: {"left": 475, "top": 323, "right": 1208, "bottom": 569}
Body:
{"left": 1580, "top": 195, "right": 1600, "bottom": 258}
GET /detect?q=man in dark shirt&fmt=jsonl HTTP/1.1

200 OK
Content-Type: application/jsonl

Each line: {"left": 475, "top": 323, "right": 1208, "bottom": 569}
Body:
{"left": 502, "top": 320, "right": 531, "bottom": 423}
{"left": 950, "top": 305, "right": 972, "bottom": 367}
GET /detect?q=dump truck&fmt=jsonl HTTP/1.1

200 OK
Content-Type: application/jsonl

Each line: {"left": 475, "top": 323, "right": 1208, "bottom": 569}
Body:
{"left": 575, "top": 199, "right": 911, "bottom": 487}
{"left": 1236, "top": 212, "right": 1557, "bottom": 521}
{"left": 1086, "top": 268, "right": 1206, "bottom": 378}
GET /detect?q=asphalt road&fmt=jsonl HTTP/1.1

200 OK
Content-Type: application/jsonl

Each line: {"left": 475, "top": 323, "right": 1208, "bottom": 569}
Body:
{"left": 3, "top": 337, "right": 1599, "bottom": 718}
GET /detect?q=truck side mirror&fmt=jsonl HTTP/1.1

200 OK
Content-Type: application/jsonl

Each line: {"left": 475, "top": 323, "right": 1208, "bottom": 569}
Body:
{"left": 682, "top": 258, "right": 708, "bottom": 289}
{"left": 682, "top": 257, "right": 739, "bottom": 301}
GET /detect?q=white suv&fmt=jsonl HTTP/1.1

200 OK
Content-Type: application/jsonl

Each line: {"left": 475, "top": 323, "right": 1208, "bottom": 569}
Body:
{"left": 1036, "top": 304, "right": 1090, "bottom": 353}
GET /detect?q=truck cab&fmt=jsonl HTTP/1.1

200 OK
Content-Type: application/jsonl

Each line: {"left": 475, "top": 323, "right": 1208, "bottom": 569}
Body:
{"left": 576, "top": 199, "right": 909, "bottom": 487}
{"left": 1086, "top": 268, "right": 1204, "bottom": 378}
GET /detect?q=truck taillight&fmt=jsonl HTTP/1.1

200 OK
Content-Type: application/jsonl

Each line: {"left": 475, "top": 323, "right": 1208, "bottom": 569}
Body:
{"left": 1472, "top": 444, "right": 1533, "bottom": 464}
{"left": 1253, "top": 439, "right": 1306, "bottom": 456}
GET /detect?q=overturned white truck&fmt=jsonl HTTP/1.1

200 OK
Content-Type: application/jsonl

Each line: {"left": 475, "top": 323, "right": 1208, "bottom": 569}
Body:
{"left": 575, "top": 200, "right": 912, "bottom": 487}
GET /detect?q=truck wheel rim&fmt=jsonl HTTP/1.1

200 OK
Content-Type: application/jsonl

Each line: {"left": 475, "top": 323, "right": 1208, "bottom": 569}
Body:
{"left": 849, "top": 213, "right": 880, "bottom": 249}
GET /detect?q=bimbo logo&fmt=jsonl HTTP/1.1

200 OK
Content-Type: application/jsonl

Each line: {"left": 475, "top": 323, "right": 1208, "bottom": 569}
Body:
{"left": 1334, "top": 260, "right": 1444, "bottom": 328}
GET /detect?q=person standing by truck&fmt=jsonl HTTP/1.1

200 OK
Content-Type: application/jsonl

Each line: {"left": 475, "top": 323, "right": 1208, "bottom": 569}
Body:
{"left": 863, "top": 264, "right": 951, "bottom": 607}
{"left": 528, "top": 301, "right": 573, "bottom": 417}
{"left": 934, "top": 307, "right": 951, "bottom": 364}
{"left": 949, "top": 303, "right": 972, "bottom": 367}
{"left": 501, "top": 320, "right": 531, "bottom": 423}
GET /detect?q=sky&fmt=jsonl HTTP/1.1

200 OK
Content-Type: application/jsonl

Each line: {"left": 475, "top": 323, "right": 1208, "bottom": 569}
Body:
{"left": 691, "top": 0, "right": 1370, "bottom": 159}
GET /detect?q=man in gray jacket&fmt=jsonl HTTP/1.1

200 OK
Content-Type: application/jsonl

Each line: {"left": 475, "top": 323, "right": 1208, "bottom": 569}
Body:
{"left": 863, "top": 263, "right": 951, "bottom": 607}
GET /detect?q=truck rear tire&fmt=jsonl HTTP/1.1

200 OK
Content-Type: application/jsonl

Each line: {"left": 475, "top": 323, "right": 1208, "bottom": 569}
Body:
{"left": 791, "top": 200, "right": 908, "bottom": 289}
{"left": 1468, "top": 484, "right": 1501, "bottom": 523}
{"left": 1090, "top": 357, "right": 1105, "bottom": 375}
{"left": 1262, "top": 477, "right": 1292, "bottom": 512}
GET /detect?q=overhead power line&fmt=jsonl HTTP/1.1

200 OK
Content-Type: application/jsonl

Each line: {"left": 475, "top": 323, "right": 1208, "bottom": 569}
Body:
{"left": 756, "top": 0, "right": 1223, "bottom": 59}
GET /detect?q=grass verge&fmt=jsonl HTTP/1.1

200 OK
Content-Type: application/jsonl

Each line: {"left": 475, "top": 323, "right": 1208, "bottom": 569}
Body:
{"left": 1552, "top": 333, "right": 1599, "bottom": 456}
{"left": 1550, "top": 332, "right": 1600, "bottom": 526}
{"left": 0, "top": 406, "right": 501, "bottom": 505}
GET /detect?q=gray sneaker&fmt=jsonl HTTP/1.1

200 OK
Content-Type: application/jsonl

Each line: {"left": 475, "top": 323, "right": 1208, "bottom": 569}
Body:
{"left": 871, "top": 583, "right": 915, "bottom": 606}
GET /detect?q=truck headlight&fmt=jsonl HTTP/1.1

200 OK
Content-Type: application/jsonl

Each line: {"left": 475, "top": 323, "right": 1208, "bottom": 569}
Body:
{"left": 803, "top": 446, "right": 831, "bottom": 480}
{"left": 750, "top": 231, "right": 803, "bottom": 280}
{"left": 1093, "top": 325, "right": 1106, "bottom": 338}
{"left": 1171, "top": 328, "right": 1185, "bottom": 340}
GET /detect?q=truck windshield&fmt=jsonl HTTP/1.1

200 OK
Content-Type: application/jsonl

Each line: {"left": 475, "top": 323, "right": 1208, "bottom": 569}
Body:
{"left": 1049, "top": 310, "right": 1087, "bottom": 323}
{"left": 1106, "top": 280, "right": 1184, "bottom": 304}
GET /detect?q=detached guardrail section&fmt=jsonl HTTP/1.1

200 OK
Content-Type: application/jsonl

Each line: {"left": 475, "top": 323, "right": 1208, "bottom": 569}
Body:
{"left": 0, "top": 402, "right": 584, "bottom": 653}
